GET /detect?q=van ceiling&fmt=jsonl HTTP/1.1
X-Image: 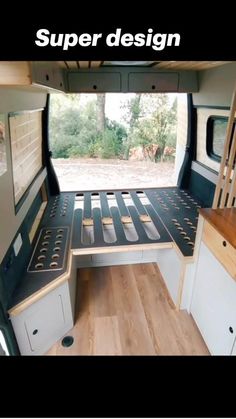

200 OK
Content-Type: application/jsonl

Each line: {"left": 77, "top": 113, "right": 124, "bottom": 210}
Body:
{"left": 59, "top": 61, "right": 232, "bottom": 70}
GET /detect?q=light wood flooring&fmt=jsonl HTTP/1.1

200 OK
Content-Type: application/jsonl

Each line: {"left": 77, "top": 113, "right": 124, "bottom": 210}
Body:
{"left": 46, "top": 263, "right": 209, "bottom": 355}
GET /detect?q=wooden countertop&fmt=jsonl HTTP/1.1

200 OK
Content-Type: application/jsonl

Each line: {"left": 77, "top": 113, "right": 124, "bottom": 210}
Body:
{"left": 199, "top": 208, "right": 236, "bottom": 249}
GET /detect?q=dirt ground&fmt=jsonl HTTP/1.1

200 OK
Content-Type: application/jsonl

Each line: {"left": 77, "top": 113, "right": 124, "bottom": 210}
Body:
{"left": 52, "top": 158, "right": 176, "bottom": 191}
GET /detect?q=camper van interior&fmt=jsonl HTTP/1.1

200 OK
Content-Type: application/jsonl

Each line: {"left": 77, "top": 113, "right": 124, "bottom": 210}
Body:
{"left": 0, "top": 60, "right": 236, "bottom": 356}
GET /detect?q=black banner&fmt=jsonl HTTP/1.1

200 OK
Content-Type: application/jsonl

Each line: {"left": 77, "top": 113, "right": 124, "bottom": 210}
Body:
{"left": 0, "top": 22, "right": 235, "bottom": 60}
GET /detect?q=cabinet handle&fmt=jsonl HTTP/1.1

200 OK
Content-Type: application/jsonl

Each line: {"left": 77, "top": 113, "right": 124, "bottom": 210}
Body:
{"left": 93, "top": 85, "right": 97, "bottom": 90}
{"left": 229, "top": 326, "right": 234, "bottom": 334}
{"left": 46, "top": 74, "right": 49, "bottom": 81}
{"left": 151, "top": 85, "right": 156, "bottom": 90}
{"left": 32, "top": 329, "right": 38, "bottom": 335}
{"left": 222, "top": 240, "right": 227, "bottom": 247}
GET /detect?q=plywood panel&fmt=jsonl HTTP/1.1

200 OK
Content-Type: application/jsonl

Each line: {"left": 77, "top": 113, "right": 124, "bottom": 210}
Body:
{"left": 78, "top": 61, "right": 90, "bottom": 68}
{"left": 9, "top": 110, "right": 43, "bottom": 205}
{"left": 154, "top": 61, "right": 232, "bottom": 71}
{"left": 0, "top": 62, "right": 31, "bottom": 85}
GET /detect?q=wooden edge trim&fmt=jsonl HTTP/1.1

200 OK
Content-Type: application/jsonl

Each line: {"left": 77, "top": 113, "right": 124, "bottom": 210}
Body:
{"left": 72, "top": 242, "right": 173, "bottom": 256}
{"left": 176, "top": 263, "right": 187, "bottom": 310}
{"left": 172, "top": 242, "right": 194, "bottom": 263}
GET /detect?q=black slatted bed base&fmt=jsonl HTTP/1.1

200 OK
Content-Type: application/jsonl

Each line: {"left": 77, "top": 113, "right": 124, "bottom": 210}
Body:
{"left": 72, "top": 187, "right": 205, "bottom": 257}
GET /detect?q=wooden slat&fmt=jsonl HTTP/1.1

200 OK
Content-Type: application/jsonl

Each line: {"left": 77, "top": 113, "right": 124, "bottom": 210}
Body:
{"left": 9, "top": 111, "right": 42, "bottom": 205}
{"left": 78, "top": 61, "right": 90, "bottom": 68}
{"left": 220, "top": 128, "right": 236, "bottom": 207}
{"left": 154, "top": 61, "right": 232, "bottom": 71}
{"left": 66, "top": 61, "right": 79, "bottom": 69}
{"left": 57, "top": 61, "right": 67, "bottom": 69}
{"left": 213, "top": 82, "right": 236, "bottom": 208}
{"left": 90, "top": 61, "right": 102, "bottom": 68}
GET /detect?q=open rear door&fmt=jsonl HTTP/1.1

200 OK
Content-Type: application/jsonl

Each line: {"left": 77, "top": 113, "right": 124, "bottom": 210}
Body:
{"left": 0, "top": 301, "right": 19, "bottom": 356}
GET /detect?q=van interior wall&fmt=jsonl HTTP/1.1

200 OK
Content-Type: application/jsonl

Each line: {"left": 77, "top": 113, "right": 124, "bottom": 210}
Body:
{"left": 0, "top": 88, "right": 47, "bottom": 263}
{"left": 192, "top": 62, "right": 236, "bottom": 173}
{"left": 175, "top": 94, "right": 188, "bottom": 183}
{"left": 193, "top": 62, "right": 236, "bottom": 108}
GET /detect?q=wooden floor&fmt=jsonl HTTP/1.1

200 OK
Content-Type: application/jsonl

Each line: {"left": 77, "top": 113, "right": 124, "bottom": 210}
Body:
{"left": 46, "top": 263, "right": 209, "bottom": 355}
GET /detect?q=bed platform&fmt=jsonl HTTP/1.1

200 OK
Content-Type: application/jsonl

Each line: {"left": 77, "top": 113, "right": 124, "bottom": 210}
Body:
{"left": 72, "top": 187, "right": 204, "bottom": 257}
{"left": 8, "top": 187, "right": 205, "bottom": 311}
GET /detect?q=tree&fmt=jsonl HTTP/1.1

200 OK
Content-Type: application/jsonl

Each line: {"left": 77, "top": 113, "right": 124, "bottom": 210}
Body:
{"left": 96, "top": 94, "right": 106, "bottom": 133}
{"left": 122, "top": 94, "right": 142, "bottom": 159}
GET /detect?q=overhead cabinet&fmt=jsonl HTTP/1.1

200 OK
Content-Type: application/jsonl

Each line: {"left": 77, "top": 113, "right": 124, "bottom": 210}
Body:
{"left": 31, "top": 62, "right": 65, "bottom": 90}
{"left": 128, "top": 72, "right": 179, "bottom": 92}
{"left": 67, "top": 69, "right": 197, "bottom": 93}
{"left": 0, "top": 61, "right": 65, "bottom": 91}
{"left": 67, "top": 72, "right": 121, "bottom": 92}
{"left": 0, "top": 63, "right": 198, "bottom": 93}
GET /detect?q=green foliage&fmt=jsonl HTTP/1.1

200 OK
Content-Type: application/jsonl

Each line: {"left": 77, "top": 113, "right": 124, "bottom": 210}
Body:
{"left": 106, "top": 119, "right": 127, "bottom": 156}
{"left": 127, "top": 94, "right": 177, "bottom": 160}
{"left": 94, "top": 130, "right": 117, "bottom": 159}
{"left": 49, "top": 93, "right": 177, "bottom": 161}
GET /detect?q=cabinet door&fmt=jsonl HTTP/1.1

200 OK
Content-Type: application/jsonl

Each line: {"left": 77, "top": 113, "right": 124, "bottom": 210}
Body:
{"left": 32, "top": 62, "right": 54, "bottom": 87}
{"left": 191, "top": 242, "right": 236, "bottom": 355}
{"left": 24, "top": 292, "right": 65, "bottom": 352}
{"left": 128, "top": 72, "right": 178, "bottom": 92}
{"left": 68, "top": 72, "right": 121, "bottom": 92}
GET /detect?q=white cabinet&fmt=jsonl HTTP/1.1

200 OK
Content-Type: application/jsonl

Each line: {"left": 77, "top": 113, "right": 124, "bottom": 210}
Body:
{"left": 128, "top": 72, "right": 179, "bottom": 92}
{"left": 31, "top": 61, "right": 65, "bottom": 90}
{"left": 10, "top": 281, "right": 75, "bottom": 355}
{"left": 68, "top": 72, "right": 121, "bottom": 92}
{"left": 191, "top": 242, "right": 236, "bottom": 355}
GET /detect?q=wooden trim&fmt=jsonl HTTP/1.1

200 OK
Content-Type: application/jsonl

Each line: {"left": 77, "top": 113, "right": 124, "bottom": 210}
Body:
{"left": 41, "top": 182, "right": 48, "bottom": 202}
{"left": 82, "top": 218, "right": 94, "bottom": 226}
{"left": 83, "top": 215, "right": 152, "bottom": 225}
{"left": 192, "top": 213, "right": 205, "bottom": 258}
{"left": 139, "top": 214, "right": 151, "bottom": 222}
{"left": 176, "top": 263, "right": 186, "bottom": 310}
{"left": 29, "top": 201, "right": 47, "bottom": 243}
{"left": 72, "top": 242, "right": 173, "bottom": 256}
{"left": 173, "top": 242, "right": 194, "bottom": 263}
{"left": 101, "top": 217, "right": 113, "bottom": 225}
